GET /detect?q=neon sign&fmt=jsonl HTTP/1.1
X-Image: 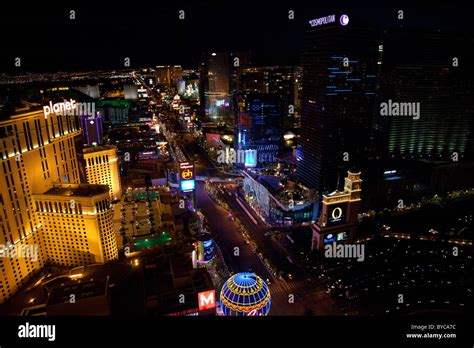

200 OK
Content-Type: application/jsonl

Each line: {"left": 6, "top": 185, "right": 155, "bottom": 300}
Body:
{"left": 309, "top": 14, "right": 335, "bottom": 27}
{"left": 309, "top": 14, "right": 350, "bottom": 27}
{"left": 327, "top": 204, "right": 347, "bottom": 225}
{"left": 181, "top": 169, "right": 193, "bottom": 180}
{"left": 43, "top": 99, "right": 77, "bottom": 119}
{"left": 340, "top": 14, "right": 349, "bottom": 26}
{"left": 331, "top": 207, "right": 343, "bottom": 221}
{"left": 179, "top": 162, "right": 195, "bottom": 181}
{"left": 198, "top": 290, "right": 216, "bottom": 311}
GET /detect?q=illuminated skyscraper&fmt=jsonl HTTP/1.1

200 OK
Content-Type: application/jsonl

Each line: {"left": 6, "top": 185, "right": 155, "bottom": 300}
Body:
{"left": 202, "top": 52, "right": 234, "bottom": 127}
{"left": 83, "top": 145, "right": 122, "bottom": 200}
{"left": 297, "top": 14, "right": 377, "bottom": 194}
{"left": 32, "top": 184, "right": 118, "bottom": 266}
{"left": 237, "top": 66, "right": 300, "bottom": 130}
{"left": 236, "top": 93, "right": 283, "bottom": 166}
{"left": 377, "top": 29, "right": 474, "bottom": 160}
{"left": 0, "top": 107, "right": 81, "bottom": 303}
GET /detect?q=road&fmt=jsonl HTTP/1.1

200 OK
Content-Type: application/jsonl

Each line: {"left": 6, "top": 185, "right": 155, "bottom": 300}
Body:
{"left": 136, "top": 73, "right": 343, "bottom": 315}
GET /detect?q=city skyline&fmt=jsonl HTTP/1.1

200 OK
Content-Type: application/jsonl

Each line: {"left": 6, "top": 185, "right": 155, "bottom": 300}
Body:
{"left": 0, "top": 1, "right": 472, "bottom": 346}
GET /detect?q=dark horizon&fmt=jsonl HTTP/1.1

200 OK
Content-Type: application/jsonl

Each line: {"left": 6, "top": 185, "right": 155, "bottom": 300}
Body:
{"left": 0, "top": 0, "right": 472, "bottom": 73}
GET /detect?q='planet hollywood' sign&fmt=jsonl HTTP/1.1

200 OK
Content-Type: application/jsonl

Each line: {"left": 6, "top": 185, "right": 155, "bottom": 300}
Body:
{"left": 43, "top": 99, "right": 77, "bottom": 119}
{"left": 309, "top": 14, "right": 349, "bottom": 27}
{"left": 43, "top": 99, "right": 97, "bottom": 121}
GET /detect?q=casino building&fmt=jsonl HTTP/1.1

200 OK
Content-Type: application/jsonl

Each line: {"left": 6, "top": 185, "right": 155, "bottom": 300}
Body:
{"left": 32, "top": 184, "right": 118, "bottom": 266}
{"left": 311, "top": 170, "right": 362, "bottom": 251}
{"left": 83, "top": 145, "right": 122, "bottom": 201}
{"left": 0, "top": 106, "right": 117, "bottom": 304}
{"left": 297, "top": 13, "right": 377, "bottom": 194}
{"left": 220, "top": 272, "right": 271, "bottom": 316}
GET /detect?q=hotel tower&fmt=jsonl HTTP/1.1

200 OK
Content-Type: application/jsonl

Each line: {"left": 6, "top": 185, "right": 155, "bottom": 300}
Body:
{"left": 0, "top": 106, "right": 118, "bottom": 304}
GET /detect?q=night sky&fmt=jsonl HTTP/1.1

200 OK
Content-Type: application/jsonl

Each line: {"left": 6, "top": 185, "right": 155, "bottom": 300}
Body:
{"left": 0, "top": 0, "right": 472, "bottom": 72}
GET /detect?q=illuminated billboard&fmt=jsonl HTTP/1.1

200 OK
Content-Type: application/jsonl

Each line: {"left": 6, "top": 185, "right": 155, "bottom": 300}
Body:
{"left": 203, "top": 239, "right": 214, "bottom": 262}
{"left": 337, "top": 231, "right": 348, "bottom": 241}
{"left": 179, "top": 162, "right": 194, "bottom": 180}
{"left": 179, "top": 162, "right": 195, "bottom": 192}
{"left": 180, "top": 179, "right": 195, "bottom": 192}
{"left": 244, "top": 149, "right": 257, "bottom": 168}
{"left": 326, "top": 203, "right": 347, "bottom": 226}
{"left": 323, "top": 233, "right": 335, "bottom": 244}
{"left": 198, "top": 290, "right": 216, "bottom": 311}
{"left": 323, "top": 231, "right": 348, "bottom": 244}
{"left": 184, "top": 80, "right": 199, "bottom": 99}
{"left": 177, "top": 79, "right": 185, "bottom": 95}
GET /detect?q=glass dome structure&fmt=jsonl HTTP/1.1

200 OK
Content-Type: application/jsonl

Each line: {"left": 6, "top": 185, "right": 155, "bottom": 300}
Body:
{"left": 219, "top": 272, "right": 271, "bottom": 316}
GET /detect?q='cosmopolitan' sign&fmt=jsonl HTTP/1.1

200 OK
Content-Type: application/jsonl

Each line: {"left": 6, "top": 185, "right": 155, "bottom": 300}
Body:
{"left": 309, "top": 14, "right": 349, "bottom": 27}
{"left": 309, "top": 14, "right": 335, "bottom": 27}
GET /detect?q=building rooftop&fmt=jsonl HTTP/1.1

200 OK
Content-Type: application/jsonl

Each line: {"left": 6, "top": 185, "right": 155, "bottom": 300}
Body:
{"left": 245, "top": 171, "right": 314, "bottom": 203}
{"left": 42, "top": 184, "right": 109, "bottom": 197}
{"left": 83, "top": 145, "right": 117, "bottom": 154}
{"left": 0, "top": 107, "right": 43, "bottom": 123}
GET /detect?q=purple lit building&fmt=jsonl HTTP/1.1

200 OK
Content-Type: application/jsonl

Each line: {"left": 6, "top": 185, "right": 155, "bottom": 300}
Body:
{"left": 80, "top": 110, "right": 103, "bottom": 146}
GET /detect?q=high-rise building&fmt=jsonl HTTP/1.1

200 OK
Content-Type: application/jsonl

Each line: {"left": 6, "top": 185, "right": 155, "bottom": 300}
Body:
{"left": 0, "top": 107, "right": 82, "bottom": 303}
{"left": 297, "top": 14, "right": 378, "bottom": 194}
{"left": 80, "top": 111, "right": 103, "bottom": 146}
{"left": 237, "top": 66, "right": 299, "bottom": 131}
{"left": 155, "top": 65, "right": 183, "bottom": 85}
{"left": 376, "top": 29, "right": 474, "bottom": 161}
{"left": 236, "top": 93, "right": 284, "bottom": 166}
{"left": 83, "top": 145, "right": 122, "bottom": 200}
{"left": 32, "top": 184, "right": 118, "bottom": 266}
{"left": 202, "top": 52, "right": 234, "bottom": 127}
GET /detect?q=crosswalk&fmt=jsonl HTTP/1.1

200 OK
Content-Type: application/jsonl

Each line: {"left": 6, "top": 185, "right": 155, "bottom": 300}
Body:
{"left": 270, "top": 279, "right": 328, "bottom": 298}
{"left": 269, "top": 280, "right": 303, "bottom": 297}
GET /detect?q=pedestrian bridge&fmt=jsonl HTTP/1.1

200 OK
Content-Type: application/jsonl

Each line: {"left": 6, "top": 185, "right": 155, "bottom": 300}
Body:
{"left": 195, "top": 176, "right": 243, "bottom": 183}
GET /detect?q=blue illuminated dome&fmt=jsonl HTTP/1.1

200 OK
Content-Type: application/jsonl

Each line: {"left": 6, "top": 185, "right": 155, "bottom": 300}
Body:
{"left": 219, "top": 272, "right": 271, "bottom": 316}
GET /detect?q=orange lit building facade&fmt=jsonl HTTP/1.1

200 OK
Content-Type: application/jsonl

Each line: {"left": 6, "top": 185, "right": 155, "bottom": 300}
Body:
{"left": 0, "top": 108, "right": 117, "bottom": 304}
{"left": 83, "top": 145, "right": 122, "bottom": 200}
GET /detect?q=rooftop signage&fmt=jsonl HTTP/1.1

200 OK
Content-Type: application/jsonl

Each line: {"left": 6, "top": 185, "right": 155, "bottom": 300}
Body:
{"left": 309, "top": 14, "right": 349, "bottom": 27}
{"left": 309, "top": 14, "right": 335, "bottom": 27}
{"left": 43, "top": 99, "right": 77, "bottom": 118}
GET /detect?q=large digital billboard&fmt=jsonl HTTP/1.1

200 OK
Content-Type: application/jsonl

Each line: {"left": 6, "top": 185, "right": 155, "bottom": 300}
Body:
{"left": 180, "top": 179, "right": 195, "bottom": 192}
{"left": 244, "top": 150, "right": 257, "bottom": 168}
{"left": 179, "top": 162, "right": 195, "bottom": 192}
